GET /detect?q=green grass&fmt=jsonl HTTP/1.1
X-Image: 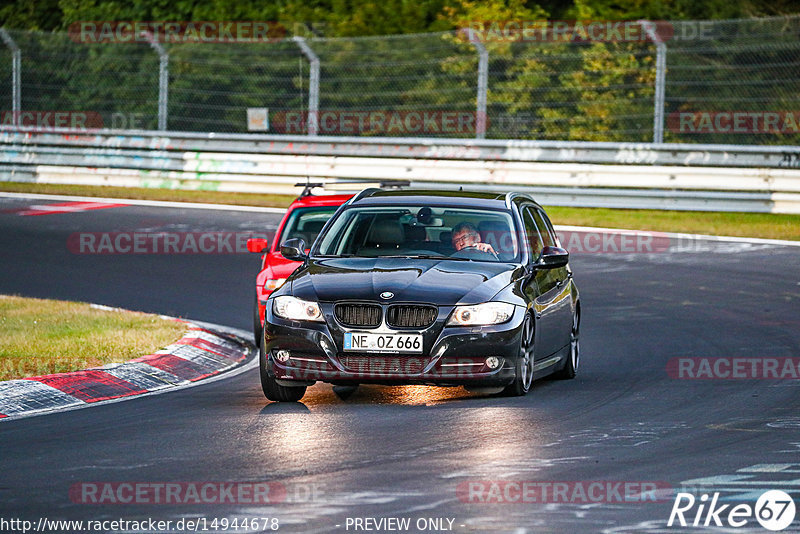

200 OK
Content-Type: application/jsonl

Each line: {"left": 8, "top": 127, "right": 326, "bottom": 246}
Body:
{"left": 0, "top": 295, "right": 187, "bottom": 381}
{"left": 2, "top": 182, "right": 799, "bottom": 241}
{"left": 545, "top": 206, "right": 800, "bottom": 241}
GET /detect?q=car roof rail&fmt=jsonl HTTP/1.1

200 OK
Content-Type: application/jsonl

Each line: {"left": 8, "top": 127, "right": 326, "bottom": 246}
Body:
{"left": 505, "top": 192, "right": 519, "bottom": 209}
{"left": 349, "top": 187, "right": 381, "bottom": 204}
{"left": 505, "top": 191, "right": 536, "bottom": 208}
{"left": 379, "top": 180, "right": 410, "bottom": 189}
{"left": 295, "top": 180, "right": 326, "bottom": 197}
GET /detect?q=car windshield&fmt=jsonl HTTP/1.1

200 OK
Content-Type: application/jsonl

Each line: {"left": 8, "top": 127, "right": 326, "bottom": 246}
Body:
{"left": 314, "top": 205, "right": 519, "bottom": 262}
{"left": 279, "top": 206, "right": 340, "bottom": 248}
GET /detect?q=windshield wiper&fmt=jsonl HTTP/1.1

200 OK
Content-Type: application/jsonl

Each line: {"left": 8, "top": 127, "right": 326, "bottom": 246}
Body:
{"left": 374, "top": 254, "right": 470, "bottom": 261}
{"left": 417, "top": 255, "right": 469, "bottom": 260}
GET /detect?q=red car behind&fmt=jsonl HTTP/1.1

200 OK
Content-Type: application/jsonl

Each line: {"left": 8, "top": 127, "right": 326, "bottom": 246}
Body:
{"left": 248, "top": 192, "right": 351, "bottom": 343}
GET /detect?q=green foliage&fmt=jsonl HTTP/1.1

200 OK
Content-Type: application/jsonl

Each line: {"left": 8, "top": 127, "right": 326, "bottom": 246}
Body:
{"left": 279, "top": 0, "right": 456, "bottom": 36}
{"left": 0, "top": 0, "right": 62, "bottom": 31}
{"left": 2, "top": 0, "right": 799, "bottom": 33}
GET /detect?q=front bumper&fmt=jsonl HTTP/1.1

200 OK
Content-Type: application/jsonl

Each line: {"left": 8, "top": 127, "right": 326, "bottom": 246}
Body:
{"left": 263, "top": 303, "right": 525, "bottom": 387}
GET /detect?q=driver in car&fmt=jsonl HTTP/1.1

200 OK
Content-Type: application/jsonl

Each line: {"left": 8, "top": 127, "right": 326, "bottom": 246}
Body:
{"left": 451, "top": 222, "right": 497, "bottom": 256}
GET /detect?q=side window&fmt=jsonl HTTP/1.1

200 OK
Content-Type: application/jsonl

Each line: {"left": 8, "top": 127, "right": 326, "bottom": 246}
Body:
{"left": 522, "top": 207, "right": 544, "bottom": 259}
{"left": 281, "top": 207, "right": 338, "bottom": 246}
{"left": 530, "top": 208, "right": 555, "bottom": 248}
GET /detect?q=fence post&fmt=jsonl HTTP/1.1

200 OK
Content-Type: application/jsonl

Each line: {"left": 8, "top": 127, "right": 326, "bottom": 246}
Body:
{"left": 639, "top": 20, "right": 667, "bottom": 144}
{"left": 139, "top": 31, "right": 169, "bottom": 131}
{"left": 0, "top": 28, "right": 21, "bottom": 126}
{"left": 463, "top": 29, "right": 488, "bottom": 139}
{"left": 293, "top": 37, "right": 320, "bottom": 136}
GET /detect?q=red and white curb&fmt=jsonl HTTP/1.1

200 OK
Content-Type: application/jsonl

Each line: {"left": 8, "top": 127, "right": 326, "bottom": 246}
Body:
{"left": 12, "top": 200, "right": 129, "bottom": 216}
{"left": 0, "top": 319, "right": 255, "bottom": 421}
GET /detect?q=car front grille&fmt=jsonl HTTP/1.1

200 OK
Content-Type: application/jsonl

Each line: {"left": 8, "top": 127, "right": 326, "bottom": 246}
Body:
{"left": 334, "top": 303, "right": 382, "bottom": 327}
{"left": 386, "top": 305, "right": 438, "bottom": 328}
{"left": 340, "top": 355, "right": 425, "bottom": 375}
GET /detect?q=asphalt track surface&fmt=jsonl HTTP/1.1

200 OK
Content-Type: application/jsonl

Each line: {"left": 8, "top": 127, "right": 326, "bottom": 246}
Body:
{"left": 1, "top": 196, "right": 799, "bottom": 533}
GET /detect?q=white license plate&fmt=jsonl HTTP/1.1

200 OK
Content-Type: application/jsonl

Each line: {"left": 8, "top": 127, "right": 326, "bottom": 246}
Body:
{"left": 343, "top": 332, "right": 422, "bottom": 353}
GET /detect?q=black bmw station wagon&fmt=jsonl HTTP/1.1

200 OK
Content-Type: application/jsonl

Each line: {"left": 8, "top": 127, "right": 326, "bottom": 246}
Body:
{"left": 260, "top": 189, "right": 580, "bottom": 401}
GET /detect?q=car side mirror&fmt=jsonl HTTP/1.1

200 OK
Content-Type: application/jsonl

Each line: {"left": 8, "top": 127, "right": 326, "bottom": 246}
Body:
{"left": 280, "top": 238, "right": 308, "bottom": 261}
{"left": 246, "top": 238, "right": 269, "bottom": 253}
{"left": 536, "top": 246, "right": 569, "bottom": 269}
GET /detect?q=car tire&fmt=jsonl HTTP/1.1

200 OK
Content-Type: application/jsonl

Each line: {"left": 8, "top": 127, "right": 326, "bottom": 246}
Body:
{"left": 253, "top": 293, "right": 263, "bottom": 346}
{"left": 501, "top": 314, "right": 535, "bottom": 397}
{"left": 554, "top": 307, "right": 580, "bottom": 380}
{"left": 259, "top": 338, "right": 307, "bottom": 402}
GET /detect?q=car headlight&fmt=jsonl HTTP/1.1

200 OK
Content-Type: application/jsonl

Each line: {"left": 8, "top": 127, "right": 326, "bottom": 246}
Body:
{"left": 447, "top": 302, "right": 515, "bottom": 326}
{"left": 264, "top": 278, "right": 287, "bottom": 291}
{"left": 273, "top": 296, "right": 323, "bottom": 322}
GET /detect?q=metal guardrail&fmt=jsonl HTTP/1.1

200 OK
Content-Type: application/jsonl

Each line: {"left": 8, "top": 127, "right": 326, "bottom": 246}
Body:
{"left": 1, "top": 127, "right": 799, "bottom": 213}
{"left": 2, "top": 126, "right": 800, "bottom": 168}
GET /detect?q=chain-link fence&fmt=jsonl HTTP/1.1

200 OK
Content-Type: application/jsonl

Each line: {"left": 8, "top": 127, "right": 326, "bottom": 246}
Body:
{"left": 0, "top": 15, "right": 799, "bottom": 144}
{"left": 667, "top": 17, "right": 800, "bottom": 145}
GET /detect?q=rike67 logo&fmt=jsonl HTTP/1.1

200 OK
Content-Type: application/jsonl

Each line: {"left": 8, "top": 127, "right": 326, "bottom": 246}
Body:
{"left": 668, "top": 490, "right": 796, "bottom": 531}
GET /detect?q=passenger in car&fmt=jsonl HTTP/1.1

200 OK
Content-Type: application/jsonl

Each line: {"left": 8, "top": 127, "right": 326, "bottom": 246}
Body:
{"left": 451, "top": 222, "right": 497, "bottom": 255}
